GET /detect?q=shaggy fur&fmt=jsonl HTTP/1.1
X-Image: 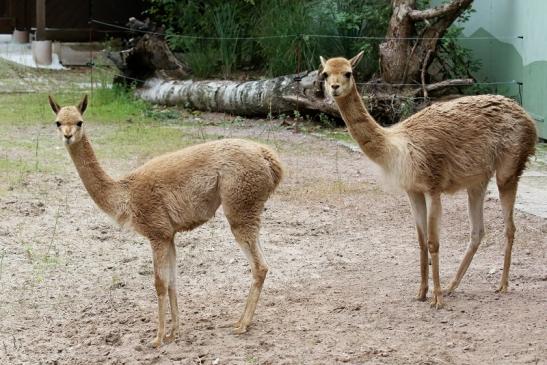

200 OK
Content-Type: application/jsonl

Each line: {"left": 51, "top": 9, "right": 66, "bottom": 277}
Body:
{"left": 49, "top": 95, "right": 283, "bottom": 347}
{"left": 320, "top": 52, "right": 537, "bottom": 308}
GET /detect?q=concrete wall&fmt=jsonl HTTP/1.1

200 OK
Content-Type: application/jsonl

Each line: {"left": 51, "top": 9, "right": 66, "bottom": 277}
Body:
{"left": 448, "top": 0, "right": 547, "bottom": 139}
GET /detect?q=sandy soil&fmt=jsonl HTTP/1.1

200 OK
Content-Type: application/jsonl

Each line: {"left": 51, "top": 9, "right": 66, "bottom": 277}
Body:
{"left": 1, "top": 117, "right": 546, "bottom": 365}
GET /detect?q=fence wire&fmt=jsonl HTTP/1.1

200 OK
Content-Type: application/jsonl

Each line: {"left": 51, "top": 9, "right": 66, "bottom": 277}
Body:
{"left": 0, "top": 17, "right": 524, "bottom": 101}
{"left": 90, "top": 18, "right": 524, "bottom": 41}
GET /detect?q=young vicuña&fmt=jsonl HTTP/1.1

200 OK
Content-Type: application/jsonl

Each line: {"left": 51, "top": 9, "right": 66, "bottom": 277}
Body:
{"left": 49, "top": 95, "right": 283, "bottom": 346}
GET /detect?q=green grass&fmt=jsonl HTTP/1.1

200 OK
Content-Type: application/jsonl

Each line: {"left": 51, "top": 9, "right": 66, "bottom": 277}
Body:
{"left": 96, "top": 122, "right": 206, "bottom": 160}
{"left": 0, "top": 78, "right": 213, "bottom": 194}
{"left": 321, "top": 129, "right": 355, "bottom": 144}
{"left": 0, "top": 157, "right": 35, "bottom": 192}
{"left": 0, "top": 57, "right": 113, "bottom": 93}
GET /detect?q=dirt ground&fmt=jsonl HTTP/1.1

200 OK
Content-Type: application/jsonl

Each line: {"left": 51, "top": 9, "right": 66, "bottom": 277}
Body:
{"left": 0, "top": 115, "right": 546, "bottom": 365}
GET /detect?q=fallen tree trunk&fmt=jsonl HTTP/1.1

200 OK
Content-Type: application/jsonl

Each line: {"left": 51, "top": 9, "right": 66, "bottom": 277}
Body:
{"left": 109, "top": 17, "right": 473, "bottom": 123}
{"left": 136, "top": 71, "right": 340, "bottom": 117}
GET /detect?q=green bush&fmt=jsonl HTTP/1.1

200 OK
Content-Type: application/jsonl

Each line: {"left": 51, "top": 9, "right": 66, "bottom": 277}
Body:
{"left": 146, "top": 0, "right": 479, "bottom": 84}
{"left": 146, "top": 0, "right": 391, "bottom": 78}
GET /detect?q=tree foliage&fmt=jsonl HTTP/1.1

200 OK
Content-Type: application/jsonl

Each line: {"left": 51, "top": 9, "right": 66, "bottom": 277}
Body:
{"left": 146, "top": 0, "right": 480, "bottom": 87}
{"left": 146, "top": 0, "right": 392, "bottom": 78}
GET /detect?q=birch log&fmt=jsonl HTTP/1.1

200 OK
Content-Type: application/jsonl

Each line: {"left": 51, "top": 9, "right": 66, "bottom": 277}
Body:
{"left": 136, "top": 71, "right": 340, "bottom": 117}
{"left": 109, "top": 25, "right": 473, "bottom": 123}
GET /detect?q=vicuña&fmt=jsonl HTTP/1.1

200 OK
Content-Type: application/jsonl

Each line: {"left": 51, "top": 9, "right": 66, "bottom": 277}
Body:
{"left": 319, "top": 52, "right": 537, "bottom": 308}
{"left": 49, "top": 95, "right": 283, "bottom": 346}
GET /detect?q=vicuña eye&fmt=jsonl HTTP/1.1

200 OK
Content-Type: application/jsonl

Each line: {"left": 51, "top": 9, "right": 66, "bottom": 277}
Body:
{"left": 77, "top": 121, "right": 83, "bottom": 127}
{"left": 55, "top": 121, "right": 61, "bottom": 127}
{"left": 345, "top": 72, "right": 352, "bottom": 78}
{"left": 322, "top": 72, "right": 328, "bottom": 79}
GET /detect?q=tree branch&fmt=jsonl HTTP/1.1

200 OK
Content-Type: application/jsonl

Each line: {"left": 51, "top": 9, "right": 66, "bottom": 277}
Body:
{"left": 413, "top": 78, "right": 474, "bottom": 95}
{"left": 421, "top": 50, "right": 433, "bottom": 98}
{"left": 409, "top": 0, "right": 473, "bottom": 21}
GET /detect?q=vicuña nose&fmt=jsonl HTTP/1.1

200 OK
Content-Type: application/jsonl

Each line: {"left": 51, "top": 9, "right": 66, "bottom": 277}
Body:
{"left": 64, "top": 134, "right": 72, "bottom": 139}
{"left": 331, "top": 84, "right": 340, "bottom": 90}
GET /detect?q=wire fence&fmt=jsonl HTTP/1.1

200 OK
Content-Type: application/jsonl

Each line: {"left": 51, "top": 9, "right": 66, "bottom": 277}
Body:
{"left": 0, "top": 17, "right": 525, "bottom": 102}
{"left": 86, "top": 17, "right": 524, "bottom": 106}
{"left": 90, "top": 18, "right": 524, "bottom": 41}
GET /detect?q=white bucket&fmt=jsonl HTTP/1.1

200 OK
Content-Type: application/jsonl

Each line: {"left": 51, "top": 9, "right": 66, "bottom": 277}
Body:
{"left": 13, "top": 30, "right": 29, "bottom": 44}
{"left": 32, "top": 40, "right": 53, "bottom": 66}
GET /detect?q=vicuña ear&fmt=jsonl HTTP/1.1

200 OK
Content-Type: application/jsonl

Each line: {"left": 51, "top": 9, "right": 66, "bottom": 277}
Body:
{"left": 349, "top": 51, "right": 364, "bottom": 68}
{"left": 319, "top": 56, "right": 327, "bottom": 68}
{"left": 48, "top": 95, "right": 60, "bottom": 114}
{"left": 78, "top": 94, "right": 88, "bottom": 114}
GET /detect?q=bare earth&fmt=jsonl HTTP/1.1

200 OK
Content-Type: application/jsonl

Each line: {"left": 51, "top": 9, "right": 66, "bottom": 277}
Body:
{"left": 1, "top": 116, "right": 546, "bottom": 365}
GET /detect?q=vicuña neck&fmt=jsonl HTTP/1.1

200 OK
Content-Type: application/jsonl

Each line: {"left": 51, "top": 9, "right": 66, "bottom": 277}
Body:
{"left": 67, "top": 134, "right": 126, "bottom": 218}
{"left": 334, "top": 83, "right": 390, "bottom": 162}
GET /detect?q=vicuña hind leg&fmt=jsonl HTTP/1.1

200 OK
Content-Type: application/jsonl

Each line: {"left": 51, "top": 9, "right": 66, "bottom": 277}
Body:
{"left": 407, "top": 191, "right": 428, "bottom": 301}
{"left": 226, "top": 213, "right": 268, "bottom": 334}
{"left": 149, "top": 239, "right": 172, "bottom": 347}
{"left": 164, "top": 238, "right": 179, "bottom": 342}
{"left": 425, "top": 193, "right": 443, "bottom": 309}
{"left": 496, "top": 179, "right": 518, "bottom": 293}
{"left": 446, "top": 183, "right": 487, "bottom": 294}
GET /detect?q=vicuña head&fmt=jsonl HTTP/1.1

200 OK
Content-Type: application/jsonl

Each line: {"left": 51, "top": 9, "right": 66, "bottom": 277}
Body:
{"left": 48, "top": 94, "right": 88, "bottom": 145}
{"left": 319, "top": 51, "right": 363, "bottom": 98}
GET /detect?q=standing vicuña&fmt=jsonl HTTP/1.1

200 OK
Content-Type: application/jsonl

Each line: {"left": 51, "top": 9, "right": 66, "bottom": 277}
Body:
{"left": 49, "top": 95, "right": 283, "bottom": 346}
{"left": 319, "top": 52, "right": 537, "bottom": 308}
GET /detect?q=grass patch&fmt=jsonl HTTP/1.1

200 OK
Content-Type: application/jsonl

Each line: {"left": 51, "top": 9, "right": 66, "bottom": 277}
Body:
{"left": 287, "top": 178, "right": 372, "bottom": 201}
{"left": 0, "top": 86, "right": 151, "bottom": 127}
{"left": 0, "top": 157, "right": 35, "bottom": 192}
{"left": 96, "top": 122, "right": 204, "bottom": 160}
{"left": 321, "top": 129, "right": 355, "bottom": 144}
{"left": 0, "top": 57, "right": 114, "bottom": 94}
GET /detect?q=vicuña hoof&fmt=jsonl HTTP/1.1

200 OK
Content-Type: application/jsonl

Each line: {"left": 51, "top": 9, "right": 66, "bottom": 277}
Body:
{"left": 164, "top": 330, "right": 178, "bottom": 343}
{"left": 430, "top": 293, "right": 444, "bottom": 309}
{"left": 233, "top": 323, "right": 248, "bottom": 335}
{"left": 444, "top": 284, "right": 457, "bottom": 297}
{"left": 149, "top": 336, "right": 163, "bottom": 348}
{"left": 416, "top": 286, "right": 428, "bottom": 301}
{"left": 495, "top": 284, "right": 508, "bottom": 293}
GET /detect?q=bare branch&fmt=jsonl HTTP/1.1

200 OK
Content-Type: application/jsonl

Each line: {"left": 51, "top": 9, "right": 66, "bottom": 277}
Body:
{"left": 413, "top": 78, "right": 474, "bottom": 95}
{"left": 421, "top": 50, "right": 433, "bottom": 98}
{"left": 281, "top": 95, "right": 339, "bottom": 116}
{"left": 409, "top": 0, "right": 473, "bottom": 21}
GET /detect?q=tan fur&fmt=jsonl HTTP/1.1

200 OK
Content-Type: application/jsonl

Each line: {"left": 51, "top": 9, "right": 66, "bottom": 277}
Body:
{"left": 320, "top": 53, "right": 537, "bottom": 308}
{"left": 49, "top": 95, "right": 283, "bottom": 347}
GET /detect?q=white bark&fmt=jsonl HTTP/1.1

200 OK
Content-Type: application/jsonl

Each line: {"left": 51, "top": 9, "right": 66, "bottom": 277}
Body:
{"left": 136, "top": 71, "right": 339, "bottom": 117}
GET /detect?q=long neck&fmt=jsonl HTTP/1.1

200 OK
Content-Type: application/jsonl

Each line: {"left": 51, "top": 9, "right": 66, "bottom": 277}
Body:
{"left": 335, "top": 83, "right": 390, "bottom": 162}
{"left": 67, "top": 134, "right": 126, "bottom": 218}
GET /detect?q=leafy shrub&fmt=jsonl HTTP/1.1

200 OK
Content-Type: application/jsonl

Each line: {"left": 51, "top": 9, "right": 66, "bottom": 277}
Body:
{"left": 146, "top": 0, "right": 481, "bottom": 86}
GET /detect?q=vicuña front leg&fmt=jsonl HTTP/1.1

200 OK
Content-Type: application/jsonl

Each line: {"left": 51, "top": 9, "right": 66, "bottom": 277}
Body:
{"left": 425, "top": 193, "right": 443, "bottom": 309}
{"left": 408, "top": 191, "right": 429, "bottom": 301}
{"left": 230, "top": 222, "right": 268, "bottom": 334}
